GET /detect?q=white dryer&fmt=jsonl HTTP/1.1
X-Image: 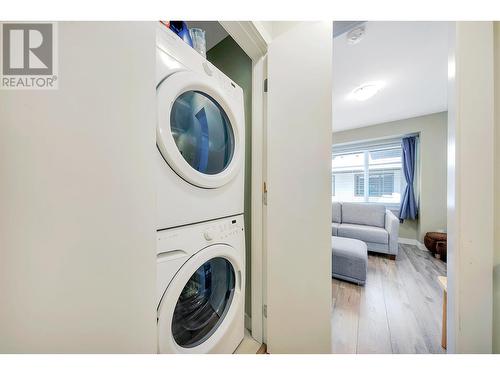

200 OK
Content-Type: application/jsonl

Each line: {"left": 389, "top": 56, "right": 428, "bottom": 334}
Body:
{"left": 156, "top": 214, "right": 245, "bottom": 354}
{"left": 156, "top": 25, "right": 245, "bottom": 230}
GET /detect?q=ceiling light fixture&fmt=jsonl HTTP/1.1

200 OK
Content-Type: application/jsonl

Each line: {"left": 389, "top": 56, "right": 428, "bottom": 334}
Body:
{"left": 348, "top": 82, "right": 384, "bottom": 101}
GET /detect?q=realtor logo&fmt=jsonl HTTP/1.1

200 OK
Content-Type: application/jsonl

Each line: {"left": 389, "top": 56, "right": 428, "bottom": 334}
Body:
{"left": 1, "top": 22, "right": 58, "bottom": 89}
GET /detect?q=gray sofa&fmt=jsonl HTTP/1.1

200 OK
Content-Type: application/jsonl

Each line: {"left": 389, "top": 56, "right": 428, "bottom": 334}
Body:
{"left": 332, "top": 202, "right": 400, "bottom": 258}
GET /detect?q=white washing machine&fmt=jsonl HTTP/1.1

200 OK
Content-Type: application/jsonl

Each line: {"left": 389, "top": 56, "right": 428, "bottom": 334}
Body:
{"left": 156, "top": 25, "right": 245, "bottom": 230}
{"left": 156, "top": 214, "right": 245, "bottom": 354}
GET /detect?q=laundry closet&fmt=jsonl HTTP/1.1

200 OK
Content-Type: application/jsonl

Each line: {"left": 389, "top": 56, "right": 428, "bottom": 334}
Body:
{"left": 155, "top": 21, "right": 251, "bottom": 353}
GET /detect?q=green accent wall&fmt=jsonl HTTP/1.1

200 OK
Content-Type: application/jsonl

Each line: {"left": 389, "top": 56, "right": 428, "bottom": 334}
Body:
{"left": 207, "top": 36, "right": 253, "bottom": 319}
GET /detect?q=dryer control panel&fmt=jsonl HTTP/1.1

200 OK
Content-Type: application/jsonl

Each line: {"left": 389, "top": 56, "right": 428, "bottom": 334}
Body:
{"left": 157, "top": 23, "right": 242, "bottom": 102}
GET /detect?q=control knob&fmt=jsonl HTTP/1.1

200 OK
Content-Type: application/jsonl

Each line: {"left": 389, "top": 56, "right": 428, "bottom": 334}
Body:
{"left": 203, "top": 230, "right": 214, "bottom": 241}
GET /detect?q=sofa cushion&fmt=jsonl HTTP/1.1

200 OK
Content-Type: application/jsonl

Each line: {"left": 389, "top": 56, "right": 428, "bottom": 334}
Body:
{"left": 332, "top": 222, "right": 340, "bottom": 236}
{"left": 332, "top": 202, "right": 342, "bottom": 223}
{"left": 341, "top": 202, "right": 386, "bottom": 228}
{"left": 338, "top": 223, "right": 389, "bottom": 244}
{"left": 332, "top": 236, "right": 367, "bottom": 262}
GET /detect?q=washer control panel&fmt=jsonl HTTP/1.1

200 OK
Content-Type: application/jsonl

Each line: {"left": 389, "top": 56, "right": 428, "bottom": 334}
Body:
{"left": 157, "top": 214, "right": 244, "bottom": 257}
{"left": 202, "top": 217, "right": 243, "bottom": 243}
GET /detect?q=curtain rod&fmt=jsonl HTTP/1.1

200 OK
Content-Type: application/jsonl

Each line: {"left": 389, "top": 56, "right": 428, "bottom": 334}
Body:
{"left": 332, "top": 132, "right": 420, "bottom": 150}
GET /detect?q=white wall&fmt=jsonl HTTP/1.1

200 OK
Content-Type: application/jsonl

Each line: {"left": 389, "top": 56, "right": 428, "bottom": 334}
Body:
{"left": 265, "top": 21, "right": 332, "bottom": 353}
{"left": 493, "top": 21, "right": 500, "bottom": 354}
{"left": 0, "top": 22, "right": 157, "bottom": 353}
{"left": 448, "top": 21, "right": 494, "bottom": 354}
{"left": 333, "top": 112, "right": 448, "bottom": 242}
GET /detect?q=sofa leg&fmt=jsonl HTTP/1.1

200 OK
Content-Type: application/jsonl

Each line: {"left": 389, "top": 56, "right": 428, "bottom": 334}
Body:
{"left": 389, "top": 254, "right": 396, "bottom": 261}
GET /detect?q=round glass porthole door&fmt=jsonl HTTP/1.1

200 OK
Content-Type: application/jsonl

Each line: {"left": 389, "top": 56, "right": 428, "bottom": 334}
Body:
{"left": 171, "top": 257, "right": 235, "bottom": 348}
{"left": 170, "top": 91, "right": 235, "bottom": 175}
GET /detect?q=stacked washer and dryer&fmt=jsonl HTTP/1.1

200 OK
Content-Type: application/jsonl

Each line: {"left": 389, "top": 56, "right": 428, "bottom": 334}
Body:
{"left": 155, "top": 24, "right": 246, "bottom": 354}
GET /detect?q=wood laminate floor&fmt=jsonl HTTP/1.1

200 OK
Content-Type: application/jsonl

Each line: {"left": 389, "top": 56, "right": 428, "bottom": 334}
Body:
{"left": 331, "top": 244, "right": 447, "bottom": 354}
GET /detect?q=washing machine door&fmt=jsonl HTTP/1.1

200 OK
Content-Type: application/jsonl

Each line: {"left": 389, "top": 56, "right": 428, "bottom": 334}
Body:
{"left": 157, "top": 70, "right": 243, "bottom": 189}
{"left": 157, "top": 244, "right": 243, "bottom": 353}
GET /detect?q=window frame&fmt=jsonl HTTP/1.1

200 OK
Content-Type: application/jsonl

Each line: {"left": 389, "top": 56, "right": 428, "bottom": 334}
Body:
{"left": 332, "top": 143, "right": 405, "bottom": 210}
{"left": 354, "top": 173, "right": 364, "bottom": 197}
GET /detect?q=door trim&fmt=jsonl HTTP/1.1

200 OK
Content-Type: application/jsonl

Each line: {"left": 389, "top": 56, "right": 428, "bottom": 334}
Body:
{"left": 220, "top": 21, "right": 268, "bottom": 344}
{"left": 447, "top": 21, "right": 495, "bottom": 353}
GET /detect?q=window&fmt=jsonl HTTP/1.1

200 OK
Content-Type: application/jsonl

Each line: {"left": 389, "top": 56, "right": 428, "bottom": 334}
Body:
{"left": 332, "top": 143, "right": 403, "bottom": 207}
{"left": 354, "top": 174, "right": 364, "bottom": 196}
{"left": 368, "top": 171, "right": 395, "bottom": 197}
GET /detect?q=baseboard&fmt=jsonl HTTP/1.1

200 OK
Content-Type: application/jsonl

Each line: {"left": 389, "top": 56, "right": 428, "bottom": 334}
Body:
{"left": 399, "top": 237, "right": 418, "bottom": 245}
{"left": 244, "top": 313, "right": 251, "bottom": 331}
{"left": 399, "top": 237, "right": 426, "bottom": 250}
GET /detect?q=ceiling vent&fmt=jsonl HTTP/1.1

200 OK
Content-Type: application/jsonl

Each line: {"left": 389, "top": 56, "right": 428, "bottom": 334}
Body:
{"left": 346, "top": 25, "right": 366, "bottom": 45}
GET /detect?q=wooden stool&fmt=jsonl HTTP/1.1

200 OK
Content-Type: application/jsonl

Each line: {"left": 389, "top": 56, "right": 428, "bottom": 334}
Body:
{"left": 438, "top": 276, "right": 447, "bottom": 349}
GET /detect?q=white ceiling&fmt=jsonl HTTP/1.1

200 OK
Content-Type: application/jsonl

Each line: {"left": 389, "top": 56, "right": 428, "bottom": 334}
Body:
{"left": 333, "top": 21, "right": 449, "bottom": 132}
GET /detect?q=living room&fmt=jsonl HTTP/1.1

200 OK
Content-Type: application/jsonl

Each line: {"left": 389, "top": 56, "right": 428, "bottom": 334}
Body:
{"left": 331, "top": 21, "right": 449, "bottom": 353}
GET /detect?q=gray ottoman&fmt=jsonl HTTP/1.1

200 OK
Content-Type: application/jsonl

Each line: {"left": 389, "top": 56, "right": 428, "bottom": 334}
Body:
{"left": 332, "top": 236, "right": 368, "bottom": 285}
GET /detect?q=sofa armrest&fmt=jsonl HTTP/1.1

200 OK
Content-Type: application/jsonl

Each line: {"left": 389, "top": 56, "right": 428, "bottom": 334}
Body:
{"left": 385, "top": 209, "right": 400, "bottom": 256}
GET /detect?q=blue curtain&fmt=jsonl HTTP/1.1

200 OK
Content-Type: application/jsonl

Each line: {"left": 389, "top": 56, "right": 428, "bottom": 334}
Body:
{"left": 399, "top": 137, "right": 418, "bottom": 220}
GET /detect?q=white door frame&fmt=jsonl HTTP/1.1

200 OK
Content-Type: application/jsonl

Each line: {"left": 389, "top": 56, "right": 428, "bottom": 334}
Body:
{"left": 447, "top": 21, "right": 495, "bottom": 353}
{"left": 219, "top": 21, "right": 268, "bottom": 343}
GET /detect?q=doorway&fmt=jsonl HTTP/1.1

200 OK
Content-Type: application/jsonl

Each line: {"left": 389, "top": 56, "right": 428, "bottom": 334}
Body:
{"left": 331, "top": 21, "right": 450, "bottom": 353}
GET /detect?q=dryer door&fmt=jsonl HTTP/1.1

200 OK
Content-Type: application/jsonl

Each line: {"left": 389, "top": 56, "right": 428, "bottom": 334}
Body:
{"left": 157, "top": 71, "right": 243, "bottom": 189}
{"left": 157, "top": 244, "right": 243, "bottom": 353}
